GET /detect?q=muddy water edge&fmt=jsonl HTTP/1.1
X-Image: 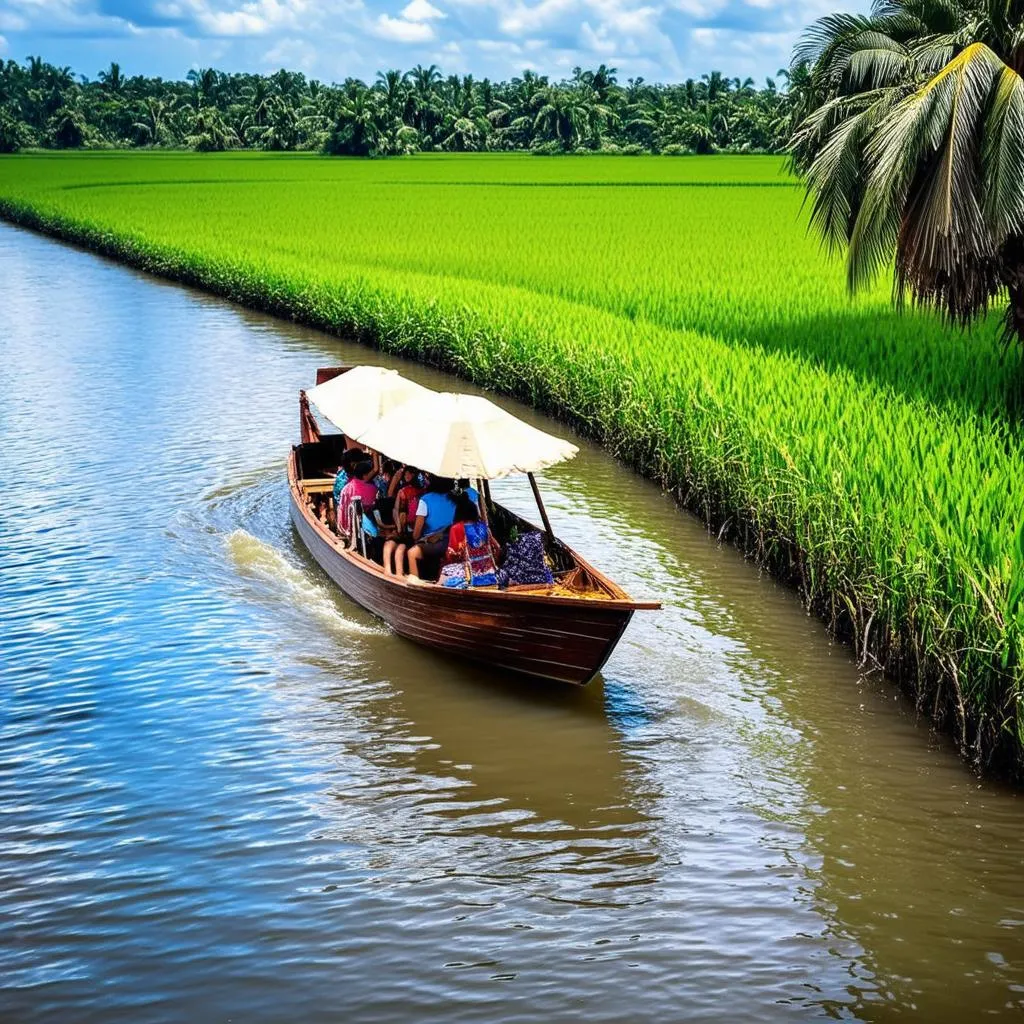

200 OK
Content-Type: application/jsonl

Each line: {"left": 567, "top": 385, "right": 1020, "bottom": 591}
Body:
{"left": 2, "top": 221, "right": 1024, "bottom": 1022}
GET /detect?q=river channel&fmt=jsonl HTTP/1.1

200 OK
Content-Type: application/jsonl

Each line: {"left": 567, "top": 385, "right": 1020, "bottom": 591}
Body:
{"left": 2, "top": 222, "right": 1024, "bottom": 1022}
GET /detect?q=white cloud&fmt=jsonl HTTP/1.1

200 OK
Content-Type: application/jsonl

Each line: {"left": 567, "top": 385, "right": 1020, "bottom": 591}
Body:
{"left": 588, "top": 0, "right": 659, "bottom": 34}
{"left": 476, "top": 37, "right": 521, "bottom": 53}
{"left": 401, "top": 0, "right": 446, "bottom": 20}
{"left": 690, "top": 26, "right": 719, "bottom": 46}
{"left": 0, "top": 33, "right": 7, "bottom": 54}
{"left": 372, "top": 12, "right": 436, "bottom": 41}
{"left": 499, "top": 0, "right": 577, "bottom": 36}
{"left": 665, "top": 0, "right": 728, "bottom": 16}
{"left": 261, "top": 36, "right": 320, "bottom": 70}
{"left": 0, "top": 10, "right": 27, "bottom": 31}
{"left": 170, "top": 0, "right": 310, "bottom": 37}
{"left": 580, "top": 20, "right": 612, "bottom": 53}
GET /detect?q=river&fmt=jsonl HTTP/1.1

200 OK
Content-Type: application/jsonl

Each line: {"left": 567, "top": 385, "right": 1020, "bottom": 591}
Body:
{"left": 2, "top": 222, "right": 1023, "bottom": 1022}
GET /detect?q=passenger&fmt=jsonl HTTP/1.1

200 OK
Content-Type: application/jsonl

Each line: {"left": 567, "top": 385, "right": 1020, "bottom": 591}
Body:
{"left": 405, "top": 474, "right": 457, "bottom": 581}
{"left": 333, "top": 447, "right": 367, "bottom": 508}
{"left": 374, "top": 458, "right": 397, "bottom": 500}
{"left": 456, "top": 477, "right": 480, "bottom": 506}
{"left": 440, "top": 492, "right": 501, "bottom": 588}
{"left": 383, "top": 466, "right": 424, "bottom": 576}
{"left": 372, "top": 458, "right": 400, "bottom": 527}
{"left": 338, "top": 459, "right": 378, "bottom": 546}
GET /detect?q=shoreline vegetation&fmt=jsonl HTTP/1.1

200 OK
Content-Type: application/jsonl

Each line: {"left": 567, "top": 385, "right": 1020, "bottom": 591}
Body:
{"left": 0, "top": 57, "right": 801, "bottom": 156}
{"left": 1, "top": 151, "right": 1022, "bottom": 779}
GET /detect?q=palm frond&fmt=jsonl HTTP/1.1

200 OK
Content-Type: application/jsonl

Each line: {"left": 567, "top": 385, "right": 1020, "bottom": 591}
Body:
{"left": 804, "top": 91, "right": 895, "bottom": 250}
{"left": 981, "top": 63, "right": 1024, "bottom": 243}
{"left": 910, "top": 36, "right": 958, "bottom": 74}
{"left": 845, "top": 40, "right": 914, "bottom": 90}
{"left": 793, "top": 14, "right": 879, "bottom": 74}
{"left": 891, "top": 45, "right": 1005, "bottom": 317}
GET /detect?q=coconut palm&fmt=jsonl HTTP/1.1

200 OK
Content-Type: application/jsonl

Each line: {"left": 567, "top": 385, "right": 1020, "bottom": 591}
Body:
{"left": 439, "top": 115, "right": 481, "bottom": 151}
{"left": 98, "top": 61, "right": 124, "bottom": 95}
{"left": 791, "top": 0, "right": 1024, "bottom": 346}
{"left": 187, "top": 67, "right": 220, "bottom": 111}
{"left": 405, "top": 63, "right": 442, "bottom": 139}
{"left": 185, "top": 105, "right": 236, "bottom": 151}
{"left": 375, "top": 69, "right": 407, "bottom": 119}
{"left": 532, "top": 87, "right": 592, "bottom": 149}
{"left": 241, "top": 76, "right": 274, "bottom": 134}
{"left": 132, "top": 96, "right": 174, "bottom": 145}
{"left": 324, "top": 89, "right": 387, "bottom": 157}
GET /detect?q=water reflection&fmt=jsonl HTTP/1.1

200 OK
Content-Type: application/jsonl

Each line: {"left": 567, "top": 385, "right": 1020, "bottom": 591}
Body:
{"left": 3, "top": 222, "right": 1024, "bottom": 1023}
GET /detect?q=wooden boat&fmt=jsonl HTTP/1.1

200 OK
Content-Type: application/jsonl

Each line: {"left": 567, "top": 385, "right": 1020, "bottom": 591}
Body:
{"left": 288, "top": 366, "right": 659, "bottom": 685}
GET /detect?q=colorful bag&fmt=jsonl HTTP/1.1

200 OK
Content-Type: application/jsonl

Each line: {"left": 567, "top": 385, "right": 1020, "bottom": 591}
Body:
{"left": 440, "top": 561, "right": 469, "bottom": 589}
{"left": 463, "top": 521, "right": 498, "bottom": 587}
{"left": 496, "top": 531, "right": 553, "bottom": 588}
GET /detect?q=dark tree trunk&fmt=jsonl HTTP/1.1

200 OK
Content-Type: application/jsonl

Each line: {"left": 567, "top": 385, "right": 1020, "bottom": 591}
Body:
{"left": 1007, "top": 281, "right": 1024, "bottom": 349}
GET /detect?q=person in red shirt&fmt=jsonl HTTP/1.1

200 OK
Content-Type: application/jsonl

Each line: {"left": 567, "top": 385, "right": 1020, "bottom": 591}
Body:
{"left": 383, "top": 466, "right": 423, "bottom": 576}
{"left": 441, "top": 491, "right": 501, "bottom": 588}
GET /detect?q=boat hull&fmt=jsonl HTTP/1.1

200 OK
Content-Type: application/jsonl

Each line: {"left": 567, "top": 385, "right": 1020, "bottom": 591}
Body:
{"left": 288, "top": 488, "right": 634, "bottom": 686}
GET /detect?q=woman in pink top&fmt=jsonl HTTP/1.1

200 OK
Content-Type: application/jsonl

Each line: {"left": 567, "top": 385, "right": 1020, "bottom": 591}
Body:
{"left": 338, "top": 459, "right": 378, "bottom": 542}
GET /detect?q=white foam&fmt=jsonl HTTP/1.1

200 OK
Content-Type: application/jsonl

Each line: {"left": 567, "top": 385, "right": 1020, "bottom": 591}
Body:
{"left": 224, "top": 529, "right": 382, "bottom": 636}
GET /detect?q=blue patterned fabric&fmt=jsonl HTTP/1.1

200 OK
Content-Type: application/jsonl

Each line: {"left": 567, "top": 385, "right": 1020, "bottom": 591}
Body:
{"left": 496, "top": 532, "right": 553, "bottom": 588}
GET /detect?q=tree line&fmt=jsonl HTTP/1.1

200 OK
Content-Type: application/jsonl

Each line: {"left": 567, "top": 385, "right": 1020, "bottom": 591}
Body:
{"left": 0, "top": 58, "right": 812, "bottom": 155}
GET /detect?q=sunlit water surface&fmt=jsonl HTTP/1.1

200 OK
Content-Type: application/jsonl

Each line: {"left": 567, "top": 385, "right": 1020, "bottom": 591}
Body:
{"left": 2, "top": 224, "right": 1024, "bottom": 1022}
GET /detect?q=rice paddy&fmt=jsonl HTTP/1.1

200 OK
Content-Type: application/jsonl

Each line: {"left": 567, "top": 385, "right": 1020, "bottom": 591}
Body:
{"left": 1, "top": 151, "right": 1021, "bottom": 773}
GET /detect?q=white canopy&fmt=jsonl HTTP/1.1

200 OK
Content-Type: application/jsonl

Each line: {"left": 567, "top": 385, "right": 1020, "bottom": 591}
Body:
{"left": 307, "top": 366, "right": 433, "bottom": 439}
{"left": 353, "top": 391, "right": 579, "bottom": 480}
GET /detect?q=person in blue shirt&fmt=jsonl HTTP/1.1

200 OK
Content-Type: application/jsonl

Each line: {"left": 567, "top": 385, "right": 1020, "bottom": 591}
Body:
{"left": 405, "top": 473, "right": 457, "bottom": 580}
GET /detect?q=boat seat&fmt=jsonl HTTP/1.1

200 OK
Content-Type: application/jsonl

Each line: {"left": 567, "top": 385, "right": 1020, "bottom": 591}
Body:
{"left": 301, "top": 477, "right": 337, "bottom": 494}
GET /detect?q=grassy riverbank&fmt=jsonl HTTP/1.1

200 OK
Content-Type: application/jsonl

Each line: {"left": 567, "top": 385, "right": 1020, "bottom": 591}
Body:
{"left": 1, "top": 151, "right": 1022, "bottom": 774}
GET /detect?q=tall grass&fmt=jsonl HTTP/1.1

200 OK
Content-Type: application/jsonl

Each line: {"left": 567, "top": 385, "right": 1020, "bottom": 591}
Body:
{"left": 1, "top": 151, "right": 1021, "bottom": 774}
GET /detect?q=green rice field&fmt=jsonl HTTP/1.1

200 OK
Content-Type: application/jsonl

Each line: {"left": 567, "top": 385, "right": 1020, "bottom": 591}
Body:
{"left": 1, "top": 151, "right": 1022, "bottom": 772}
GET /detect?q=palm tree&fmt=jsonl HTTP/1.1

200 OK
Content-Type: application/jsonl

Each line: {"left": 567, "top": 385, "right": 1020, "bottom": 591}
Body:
{"left": 98, "top": 61, "right": 124, "bottom": 94}
{"left": 375, "top": 69, "right": 406, "bottom": 118}
{"left": 132, "top": 96, "right": 174, "bottom": 145}
{"left": 440, "top": 115, "right": 482, "bottom": 151}
{"left": 702, "top": 70, "right": 730, "bottom": 102}
{"left": 185, "top": 105, "right": 236, "bottom": 151}
{"left": 187, "top": 67, "right": 220, "bottom": 111}
{"left": 26, "top": 56, "right": 46, "bottom": 87}
{"left": 532, "top": 87, "right": 591, "bottom": 149}
{"left": 405, "top": 63, "right": 442, "bottom": 142}
{"left": 46, "top": 98, "right": 88, "bottom": 148}
{"left": 325, "top": 89, "right": 387, "bottom": 157}
{"left": 0, "top": 105, "right": 29, "bottom": 152}
{"left": 791, "top": 0, "right": 1024, "bottom": 347}
{"left": 777, "top": 62, "right": 819, "bottom": 137}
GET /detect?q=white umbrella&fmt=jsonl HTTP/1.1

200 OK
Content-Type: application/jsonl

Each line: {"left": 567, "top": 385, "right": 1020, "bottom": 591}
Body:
{"left": 307, "top": 366, "right": 433, "bottom": 439}
{"left": 354, "top": 391, "right": 578, "bottom": 480}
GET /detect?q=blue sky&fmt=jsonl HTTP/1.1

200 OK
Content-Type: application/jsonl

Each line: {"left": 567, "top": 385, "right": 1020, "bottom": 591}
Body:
{"left": 0, "top": 0, "right": 865, "bottom": 85}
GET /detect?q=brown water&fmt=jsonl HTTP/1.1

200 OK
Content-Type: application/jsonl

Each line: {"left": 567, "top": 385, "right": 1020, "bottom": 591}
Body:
{"left": 2, "top": 221, "right": 1023, "bottom": 1022}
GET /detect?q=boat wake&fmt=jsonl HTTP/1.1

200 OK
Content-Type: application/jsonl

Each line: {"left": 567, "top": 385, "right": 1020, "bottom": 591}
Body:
{"left": 224, "top": 529, "right": 382, "bottom": 636}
